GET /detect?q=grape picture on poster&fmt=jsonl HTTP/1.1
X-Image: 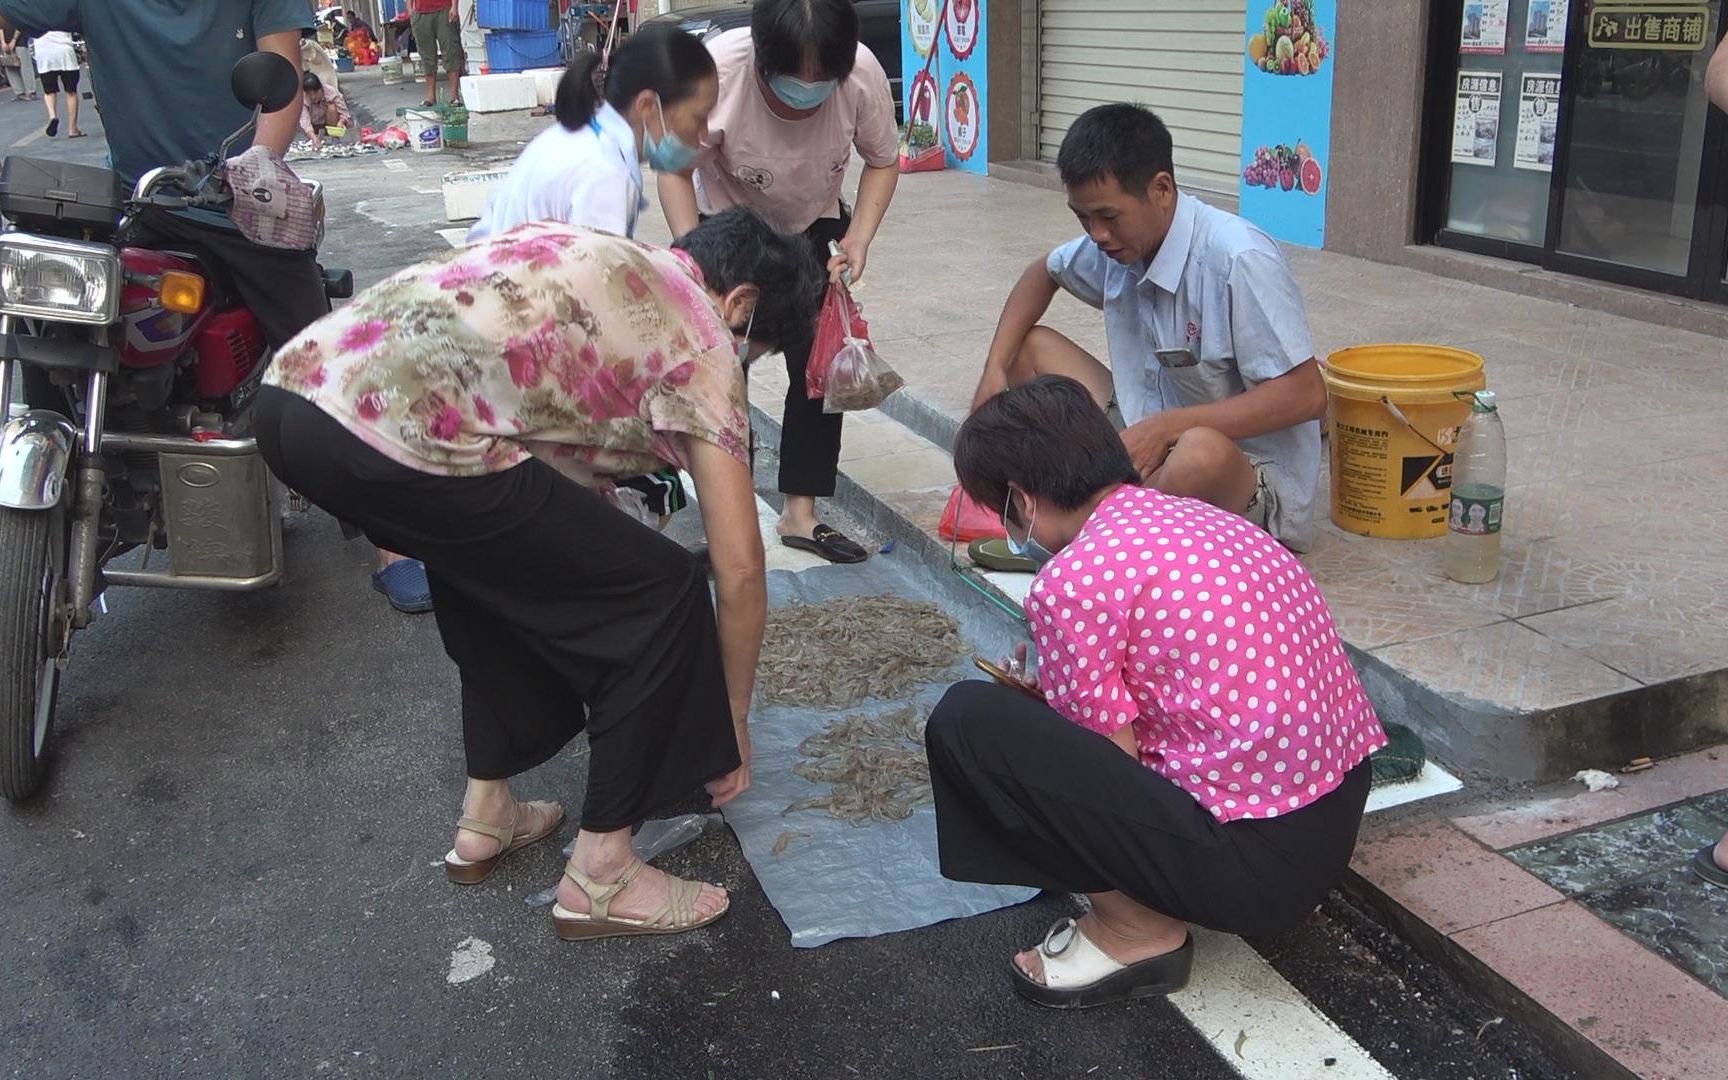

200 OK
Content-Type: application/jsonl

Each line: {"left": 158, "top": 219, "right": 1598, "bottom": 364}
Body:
{"left": 1240, "top": 0, "right": 1334, "bottom": 246}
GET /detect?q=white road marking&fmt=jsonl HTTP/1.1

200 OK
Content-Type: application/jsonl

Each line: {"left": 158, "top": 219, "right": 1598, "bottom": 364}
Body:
{"left": 445, "top": 936, "right": 495, "bottom": 984}
{"left": 382, "top": 159, "right": 410, "bottom": 172}
{"left": 10, "top": 127, "right": 42, "bottom": 149}
{"left": 1172, "top": 931, "right": 1396, "bottom": 1080}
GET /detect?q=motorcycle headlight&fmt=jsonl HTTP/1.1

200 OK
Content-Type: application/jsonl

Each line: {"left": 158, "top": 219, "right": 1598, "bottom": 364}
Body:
{"left": 0, "top": 234, "right": 120, "bottom": 325}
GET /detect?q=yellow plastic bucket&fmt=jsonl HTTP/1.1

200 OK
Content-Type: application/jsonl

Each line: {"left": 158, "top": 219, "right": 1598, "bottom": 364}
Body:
{"left": 1321, "top": 344, "right": 1487, "bottom": 539}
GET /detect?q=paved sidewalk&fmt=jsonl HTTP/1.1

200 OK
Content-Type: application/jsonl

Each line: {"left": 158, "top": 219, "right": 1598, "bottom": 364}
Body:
{"left": 685, "top": 166, "right": 1728, "bottom": 783}
{"left": 1350, "top": 746, "right": 1728, "bottom": 1080}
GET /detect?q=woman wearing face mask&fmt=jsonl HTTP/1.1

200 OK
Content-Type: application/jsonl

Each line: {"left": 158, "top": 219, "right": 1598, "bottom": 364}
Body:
{"left": 657, "top": 0, "right": 899, "bottom": 566}
{"left": 926, "top": 375, "right": 1387, "bottom": 1008}
{"left": 468, "top": 25, "right": 717, "bottom": 244}
{"left": 254, "top": 209, "right": 823, "bottom": 941}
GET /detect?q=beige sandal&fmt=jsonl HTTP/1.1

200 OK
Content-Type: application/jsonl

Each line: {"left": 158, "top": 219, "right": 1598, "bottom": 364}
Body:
{"left": 442, "top": 800, "right": 565, "bottom": 885}
{"left": 551, "top": 858, "right": 729, "bottom": 941}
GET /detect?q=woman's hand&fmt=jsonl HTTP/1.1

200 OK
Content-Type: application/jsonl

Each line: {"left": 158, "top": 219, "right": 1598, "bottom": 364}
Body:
{"left": 829, "top": 234, "right": 868, "bottom": 285}
{"left": 1003, "top": 641, "right": 1040, "bottom": 692}
{"left": 707, "top": 728, "right": 752, "bottom": 808}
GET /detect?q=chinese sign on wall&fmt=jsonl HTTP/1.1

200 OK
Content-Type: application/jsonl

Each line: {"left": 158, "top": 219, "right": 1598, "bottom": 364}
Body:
{"left": 901, "top": 0, "right": 988, "bottom": 174}
{"left": 1586, "top": 4, "right": 1711, "bottom": 50}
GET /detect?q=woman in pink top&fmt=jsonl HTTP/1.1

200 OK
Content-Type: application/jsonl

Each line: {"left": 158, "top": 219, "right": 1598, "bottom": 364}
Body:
{"left": 927, "top": 375, "right": 1387, "bottom": 1009}
{"left": 658, "top": 0, "right": 900, "bottom": 565}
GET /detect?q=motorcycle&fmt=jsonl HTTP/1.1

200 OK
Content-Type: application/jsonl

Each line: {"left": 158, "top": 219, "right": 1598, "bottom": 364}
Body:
{"left": 0, "top": 53, "right": 352, "bottom": 799}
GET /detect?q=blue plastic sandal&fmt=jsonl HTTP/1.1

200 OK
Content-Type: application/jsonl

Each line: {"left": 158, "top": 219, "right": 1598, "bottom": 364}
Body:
{"left": 372, "top": 559, "right": 434, "bottom": 614}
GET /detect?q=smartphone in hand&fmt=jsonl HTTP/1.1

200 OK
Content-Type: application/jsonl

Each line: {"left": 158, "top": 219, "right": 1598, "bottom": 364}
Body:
{"left": 973, "top": 655, "right": 1043, "bottom": 699}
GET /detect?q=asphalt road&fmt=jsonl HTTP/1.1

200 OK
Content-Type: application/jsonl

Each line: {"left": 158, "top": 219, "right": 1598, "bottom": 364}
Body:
{"left": 0, "top": 73, "right": 1578, "bottom": 1080}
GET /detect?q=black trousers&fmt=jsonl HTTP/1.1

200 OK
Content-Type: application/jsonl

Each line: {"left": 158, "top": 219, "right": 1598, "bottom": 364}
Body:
{"left": 925, "top": 681, "right": 1372, "bottom": 937}
{"left": 253, "top": 388, "right": 741, "bottom": 832}
{"left": 124, "top": 207, "right": 330, "bottom": 350}
{"left": 777, "top": 212, "right": 851, "bottom": 497}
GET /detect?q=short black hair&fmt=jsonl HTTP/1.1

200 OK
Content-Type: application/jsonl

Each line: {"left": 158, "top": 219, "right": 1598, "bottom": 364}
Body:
{"left": 673, "top": 208, "right": 824, "bottom": 351}
{"left": 752, "top": 0, "right": 858, "bottom": 82}
{"left": 302, "top": 71, "right": 323, "bottom": 92}
{"left": 954, "top": 375, "right": 1140, "bottom": 522}
{"left": 1056, "top": 103, "right": 1176, "bottom": 196}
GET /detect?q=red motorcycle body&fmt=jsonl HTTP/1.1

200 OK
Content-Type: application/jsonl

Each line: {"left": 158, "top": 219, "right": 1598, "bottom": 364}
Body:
{"left": 115, "top": 247, "right": 267, "bottom": 400}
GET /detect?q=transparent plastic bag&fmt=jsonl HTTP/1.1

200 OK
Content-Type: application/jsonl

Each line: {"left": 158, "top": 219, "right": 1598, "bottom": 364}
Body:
{"left": 822, "top": 334, "right": 905, "bottom": 413}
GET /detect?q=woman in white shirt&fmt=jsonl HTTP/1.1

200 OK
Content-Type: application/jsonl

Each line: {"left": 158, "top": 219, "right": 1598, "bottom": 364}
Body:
{"left": 30, "top": 29, "right": 81, "bottom": 138}
{"left": 467, "top": 26, "right": 717, "bottom": 243}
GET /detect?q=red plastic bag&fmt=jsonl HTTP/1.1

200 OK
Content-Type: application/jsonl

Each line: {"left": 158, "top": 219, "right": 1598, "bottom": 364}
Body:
{"left": 805, "top": 283, "right": 871, "bottom": 400}
{"left": 938, "top": 485, "right": 1006, "bottom": 543}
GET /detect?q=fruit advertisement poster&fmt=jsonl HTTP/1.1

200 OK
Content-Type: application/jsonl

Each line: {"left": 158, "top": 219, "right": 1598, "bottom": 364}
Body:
{"left": 1239, "top": 0, "right": 1335, "bottom": 247}
{"left": 900, "top": 0, "right": 988, "bottom": 174}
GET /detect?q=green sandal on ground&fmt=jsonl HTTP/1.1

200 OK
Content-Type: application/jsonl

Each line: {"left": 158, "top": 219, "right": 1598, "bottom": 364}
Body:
{"left": 552, "top": 858, "right": 728, "bottom": 941}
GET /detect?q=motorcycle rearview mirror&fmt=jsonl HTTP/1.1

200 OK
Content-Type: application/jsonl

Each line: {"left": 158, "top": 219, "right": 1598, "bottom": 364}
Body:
{"left": 230, "top": 51, "right": 300, "bottom": 114}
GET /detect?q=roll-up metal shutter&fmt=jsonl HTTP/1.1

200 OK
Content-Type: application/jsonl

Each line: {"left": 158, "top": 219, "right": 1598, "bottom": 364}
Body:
{"left": 1037, "top": 0, "right": 1247, "bottom": 200}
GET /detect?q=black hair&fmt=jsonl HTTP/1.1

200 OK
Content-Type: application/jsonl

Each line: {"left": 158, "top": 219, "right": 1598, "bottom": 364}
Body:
{"left": 752, "top": 0, "right": 858, "bottom": 82}
{"left": 302, "top": 71, "right": 323, "bottom": 93}
{"left": 1056, "top": 103, "right": 1176, "bottom": 196}
{"left": 673, "top": 208, "right": 824, "bottom": 352}
{"left": 953, "top": 375, "right": 1140, "bottom": 523}
{"left": 554, "top": 25, "right": 716, "bottom": 131}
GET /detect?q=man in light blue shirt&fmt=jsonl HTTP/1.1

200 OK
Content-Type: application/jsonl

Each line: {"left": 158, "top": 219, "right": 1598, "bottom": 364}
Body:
{"left": 972, "top": 104, "right": 1327, "bottom": 551}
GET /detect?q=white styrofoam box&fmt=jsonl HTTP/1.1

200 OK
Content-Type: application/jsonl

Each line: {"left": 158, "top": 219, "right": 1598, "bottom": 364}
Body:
{"left": 527, "top": 67, "right": 563, "bottom": 106}
{"left": 442, "top": 168, "right": 511, "bottom": 222}
{"left": 458, "top": 72, "right": 538, "bottom": 113}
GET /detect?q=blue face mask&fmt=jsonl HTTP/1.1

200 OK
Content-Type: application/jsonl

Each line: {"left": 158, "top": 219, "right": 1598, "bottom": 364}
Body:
{"left": 1004, "top": 491, "right": 1056, "bottom": 566}
{"left": 642, "top": 95, "right": 698, "bottom": 173}
{"left": 768, "top": 75, "right": 837, "bottom": 110}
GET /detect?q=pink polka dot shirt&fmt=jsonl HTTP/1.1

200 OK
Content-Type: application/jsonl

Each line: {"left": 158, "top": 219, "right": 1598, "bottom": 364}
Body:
{"left": 1027, "top": 485, "right": 1386, "bottom": 823}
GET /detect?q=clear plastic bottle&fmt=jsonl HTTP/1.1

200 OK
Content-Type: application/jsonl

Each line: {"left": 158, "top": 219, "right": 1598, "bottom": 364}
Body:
{"left": 1445, "top": 390, "right": 1506, "bottom": 584}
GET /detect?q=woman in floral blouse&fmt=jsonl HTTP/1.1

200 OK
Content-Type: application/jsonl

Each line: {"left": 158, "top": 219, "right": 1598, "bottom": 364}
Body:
{"left": 255, "top": 209, "right": 822, "bottom": 941}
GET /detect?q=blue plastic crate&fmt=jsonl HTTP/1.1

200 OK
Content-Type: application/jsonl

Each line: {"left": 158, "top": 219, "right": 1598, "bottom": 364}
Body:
{"left": 484, "top": 28, "right": 561, "bottom": 72}
{"left": 477, "top": 0, "right": 551, "bottom": 30}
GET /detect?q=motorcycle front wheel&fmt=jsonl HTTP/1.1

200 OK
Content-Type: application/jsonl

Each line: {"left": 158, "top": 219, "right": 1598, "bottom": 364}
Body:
{"left": 0, "top": 503, "right": 67, "bottom": 800}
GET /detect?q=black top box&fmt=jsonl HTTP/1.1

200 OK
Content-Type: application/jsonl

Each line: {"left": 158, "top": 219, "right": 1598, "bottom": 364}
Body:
{"left": 0, "top": 157, "right": 123, "bottom": 234}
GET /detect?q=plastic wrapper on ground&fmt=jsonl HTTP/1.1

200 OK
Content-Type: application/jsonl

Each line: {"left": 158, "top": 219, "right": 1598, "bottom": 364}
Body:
{"left": 722, "top": 559, "right": 1038, "bottom": 948}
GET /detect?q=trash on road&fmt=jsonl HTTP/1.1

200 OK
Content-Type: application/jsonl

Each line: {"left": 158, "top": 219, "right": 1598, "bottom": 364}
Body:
{"left": 1572, "top": 769, "right": 1621, "bottom": 792}
{"left": 446, "top": 936, "right": 495, "bottom": 985}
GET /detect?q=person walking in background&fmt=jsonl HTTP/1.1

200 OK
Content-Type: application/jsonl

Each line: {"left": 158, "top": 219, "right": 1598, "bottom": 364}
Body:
{"left": 657, "top": 0, "right": 900, "bottom": 565}
{"left": 1, "top": 25, "right": 37, "bottom": 100}
{"left": 30, "top": 27, "right": 79, "bottom": 137}
{"left": 410, "top": 0, "right": 461, "bottom": 107}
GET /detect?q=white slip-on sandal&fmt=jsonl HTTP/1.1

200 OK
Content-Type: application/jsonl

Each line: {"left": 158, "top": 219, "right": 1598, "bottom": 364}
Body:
{"left": 1010, "top": 917, "right": 1195, "bottom": 1009}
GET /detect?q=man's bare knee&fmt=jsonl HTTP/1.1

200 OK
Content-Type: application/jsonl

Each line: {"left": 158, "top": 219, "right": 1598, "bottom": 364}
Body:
{"left": 1153, "top": 428, "right": 1256, "bottom": 513}
{"left": 1013, "top": 327, "right": 1113, "bottom": 409}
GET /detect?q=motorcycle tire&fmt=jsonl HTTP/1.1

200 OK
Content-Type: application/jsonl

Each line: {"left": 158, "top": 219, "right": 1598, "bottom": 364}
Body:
{"left": 0, "top": 504, "right": 66, "bottom": 801}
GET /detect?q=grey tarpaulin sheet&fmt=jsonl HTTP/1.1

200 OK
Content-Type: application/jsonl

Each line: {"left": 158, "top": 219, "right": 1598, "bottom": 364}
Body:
{"left": 722, "top": 557, "right": 1038, "bottom": 948}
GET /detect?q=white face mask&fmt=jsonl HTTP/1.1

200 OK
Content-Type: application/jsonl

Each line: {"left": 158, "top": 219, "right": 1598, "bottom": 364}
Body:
{"left": 731, "top": 305, "right": 756, "bottom": 366}
{"left": 1004, "top": 489, "right": 1056, "bottom": 565}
